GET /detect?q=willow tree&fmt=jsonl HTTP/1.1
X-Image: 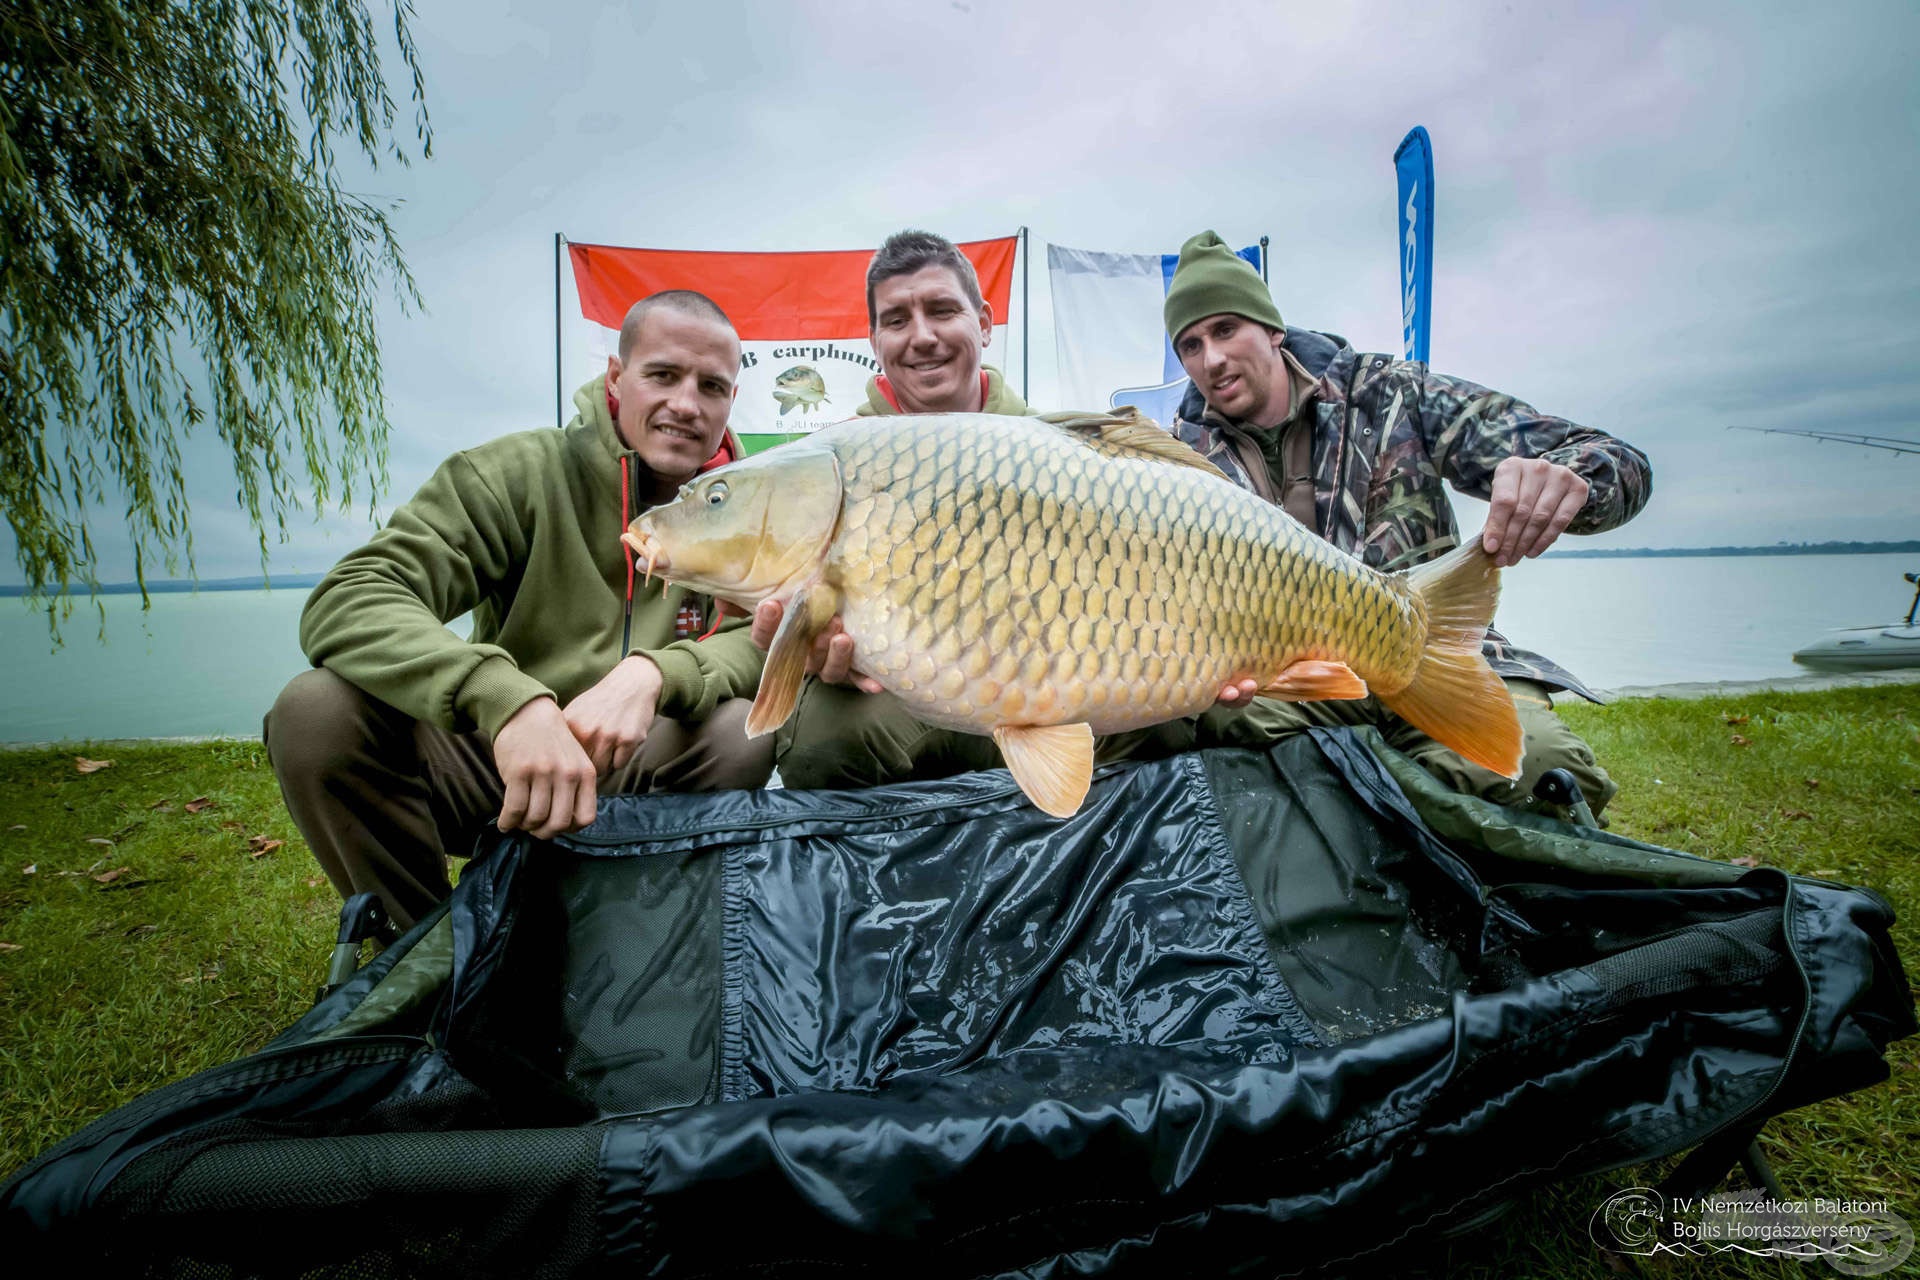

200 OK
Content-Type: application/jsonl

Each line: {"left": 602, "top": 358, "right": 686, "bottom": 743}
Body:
{"left": 0, "top": 0, "right": 430, "bottom": 620}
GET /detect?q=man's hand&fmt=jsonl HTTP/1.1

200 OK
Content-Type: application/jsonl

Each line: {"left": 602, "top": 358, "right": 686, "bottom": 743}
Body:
{"left": 751, "top": 599, "right": 885, "bottom": 694}
{"left": 1215, "top": 677, "right": 1259, "bottom": 707}
{"left": 1482, "top": 457, "right": 1590, "bottom": 568}
{"left": 564, "top": 655, "right": 664, "bottom": 776}
{"left": 492, "top": 696, "right": 599, "bottom": 838}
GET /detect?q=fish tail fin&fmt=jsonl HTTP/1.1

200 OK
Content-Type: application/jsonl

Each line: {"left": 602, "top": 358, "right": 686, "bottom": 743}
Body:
{"left": 1376, "top": 536, "right": 1523, "bottom": 778}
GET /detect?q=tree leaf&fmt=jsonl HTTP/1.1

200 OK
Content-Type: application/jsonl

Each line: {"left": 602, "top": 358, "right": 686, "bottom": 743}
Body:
{"left": 73, "top": 757, "right": 114, "bottom": 774}
{"left": 1731, "top": 855, "right": 1761, "bottom": 868}
{"left": 184, "top": 797, "right": 215, "bottom": 814}
{"left": 1721, "top": 713, "right": 1749, "bottom": 726}
{"left": 92, "top": 867, "right": 129, "bottom": 884}
{"left": 0, "top": 942, "right": 21, "bottom": 953}
{"left": 1729, "top": 733, "right": 1752, "bottom": 747}
{"left": 85, "top": 836, "right": 115, "bottom": 847}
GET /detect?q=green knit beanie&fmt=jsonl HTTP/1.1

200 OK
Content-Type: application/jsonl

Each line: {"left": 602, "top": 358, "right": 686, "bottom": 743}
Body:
{"left": 1163, "top": 230, "right": 1284, "bottom": 344}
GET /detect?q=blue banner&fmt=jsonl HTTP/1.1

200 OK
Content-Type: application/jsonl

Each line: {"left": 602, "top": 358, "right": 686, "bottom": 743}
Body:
{"left": 1393, "top": 127, "right": 1435, "bottom": 364}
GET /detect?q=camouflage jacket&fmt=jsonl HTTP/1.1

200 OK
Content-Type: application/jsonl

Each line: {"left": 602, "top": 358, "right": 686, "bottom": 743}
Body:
{"left": 1170, "top": 329, "right": 1653, "bottom": 700}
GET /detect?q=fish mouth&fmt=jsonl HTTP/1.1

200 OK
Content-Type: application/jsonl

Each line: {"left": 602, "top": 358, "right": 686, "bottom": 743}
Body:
{"left": 621, "top": 529, "right": 669, "bottom": 585}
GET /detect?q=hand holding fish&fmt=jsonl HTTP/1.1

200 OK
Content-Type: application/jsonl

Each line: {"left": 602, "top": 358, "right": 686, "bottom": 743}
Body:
{"left": 750, "top": 600, "right": 885, "bottom": 694}
{"left": 1482, "top": 457, "right": 1589, "bottom": 568}
{"left": 493, "top": 696, "right": 600, "bottom": 838}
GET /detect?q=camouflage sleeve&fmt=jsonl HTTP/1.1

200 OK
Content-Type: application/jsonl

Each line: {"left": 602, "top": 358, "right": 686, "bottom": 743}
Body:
{"left": 1415, "top": 369, "right": 1653, "bottom": 534}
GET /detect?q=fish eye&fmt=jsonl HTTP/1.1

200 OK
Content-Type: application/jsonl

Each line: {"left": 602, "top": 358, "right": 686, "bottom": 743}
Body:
{"left": 705, "top": 481, "right": 730, "bottom": 506}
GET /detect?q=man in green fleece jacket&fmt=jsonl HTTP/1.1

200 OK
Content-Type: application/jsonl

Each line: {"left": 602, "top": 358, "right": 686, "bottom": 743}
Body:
{"left": 265, "top": 291, "right": 769, "bottom": 932}
{"left": 761, "top": 230, "right": 1266, "bottom": 791}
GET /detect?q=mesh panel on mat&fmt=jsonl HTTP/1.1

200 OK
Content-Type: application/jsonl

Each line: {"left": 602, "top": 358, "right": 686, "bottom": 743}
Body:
{"left": 108, "top": 1127, "right": 604, "bottom": 1280}
{"left": 557, "top": 850, "right": 721, "bottom": 1117}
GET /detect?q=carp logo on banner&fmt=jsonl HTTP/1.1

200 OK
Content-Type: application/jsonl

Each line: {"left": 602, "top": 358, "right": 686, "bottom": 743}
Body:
{"left": 566, "top": 237, "right": 1018, "bottom": 453}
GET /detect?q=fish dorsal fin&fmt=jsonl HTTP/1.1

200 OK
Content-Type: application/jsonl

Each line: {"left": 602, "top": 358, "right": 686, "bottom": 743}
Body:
{"left": 992, "top": 722, "right": 1095, "bottom": 818}
{"left": 1039, "top": 408, "right": 1229, "bottom": 481}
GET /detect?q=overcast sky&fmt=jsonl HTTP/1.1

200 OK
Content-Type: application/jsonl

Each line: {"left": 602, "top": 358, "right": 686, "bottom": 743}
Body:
{"left": 14, "top": 0, "right": 1919, "bottom": 585}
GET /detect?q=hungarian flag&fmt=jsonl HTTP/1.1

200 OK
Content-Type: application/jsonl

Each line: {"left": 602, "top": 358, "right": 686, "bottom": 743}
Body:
{"left": 566, "top": 237, "right": 1019, "bottom": 451}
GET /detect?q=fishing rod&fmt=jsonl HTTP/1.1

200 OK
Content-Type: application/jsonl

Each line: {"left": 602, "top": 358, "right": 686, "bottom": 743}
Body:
{"left": 1726, "top": 426, "right": 1920, "bottom": 456}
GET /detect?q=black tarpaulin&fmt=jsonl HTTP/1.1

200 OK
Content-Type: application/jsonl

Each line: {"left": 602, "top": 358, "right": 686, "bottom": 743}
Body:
{"left": 3, "top": 728, "right": 1911, "bottom": 1277}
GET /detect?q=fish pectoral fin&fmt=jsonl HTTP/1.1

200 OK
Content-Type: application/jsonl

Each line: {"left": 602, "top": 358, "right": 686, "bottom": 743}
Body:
{"left": 1039, "top": 408, "right": 1229, "bottom": 481}
{"left": 991, "top": 722, "right": 1095, "bottom": 819}
{"left": 1256, "top": 660, "right": 1370, "bottom": 702}
{"left": 745, "top": 584, "right": 840, "bottom": 738}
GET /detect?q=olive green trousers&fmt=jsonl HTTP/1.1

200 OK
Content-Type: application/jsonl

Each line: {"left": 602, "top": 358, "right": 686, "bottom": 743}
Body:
{"left": 775, "top": 678, "right": 1615, "bottom": 820}
{"left": 265, "top": 668, "right": 773, "bottom": 932}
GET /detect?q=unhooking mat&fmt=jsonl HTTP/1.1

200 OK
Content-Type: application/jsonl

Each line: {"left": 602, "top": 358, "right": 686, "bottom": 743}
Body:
{"left": 2, "top": 727, "right": 1912, "bottom": 1277}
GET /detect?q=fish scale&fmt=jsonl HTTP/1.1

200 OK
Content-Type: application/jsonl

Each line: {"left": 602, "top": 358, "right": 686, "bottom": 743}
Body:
{"left": 628, "top": 409, "right": 1521, "bottom": 817}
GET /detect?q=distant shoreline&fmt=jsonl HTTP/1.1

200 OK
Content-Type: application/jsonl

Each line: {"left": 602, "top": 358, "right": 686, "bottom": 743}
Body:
{"left": 0, "top": 573, "right": 326, "bottom": 598}
{"left": 2, "top": 541, "right": 1916, "bottom": 596}
{"left": 1543, "top": 540, "right": 1920, "bottom": 560}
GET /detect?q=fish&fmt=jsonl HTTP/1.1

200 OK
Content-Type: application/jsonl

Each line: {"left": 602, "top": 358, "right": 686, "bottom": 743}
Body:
{"left": 771, "top": 365, "right": 830, "bottom": 417}
{"left": 624, "top": 409, "right": 1520, "bottom": 818}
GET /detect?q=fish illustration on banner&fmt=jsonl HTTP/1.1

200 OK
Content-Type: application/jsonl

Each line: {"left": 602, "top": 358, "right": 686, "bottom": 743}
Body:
{"left": 565, "top": 237, "right": 1019, "bottom": 453}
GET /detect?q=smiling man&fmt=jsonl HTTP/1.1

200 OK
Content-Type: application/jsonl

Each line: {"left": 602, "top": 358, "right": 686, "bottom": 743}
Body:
{"left": 264, "top": 291, "right": 771, "bottom": 933}
{"left": 856, "top": 229, "right": 1031, "bottom": 417}
{"left": 1163, "top": 230, "right": 1654, "bottom": 818}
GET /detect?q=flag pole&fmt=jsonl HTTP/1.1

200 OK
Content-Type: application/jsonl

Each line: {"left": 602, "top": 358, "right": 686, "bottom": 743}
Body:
{"left": 554, "top": 233, "right": 565, "bottom": 427}
{"left": 1019, "top": 226, "right": 1030, "bottom": 401}
{"left": 1259, "top": 235, "right": 1270, "bottom": 283}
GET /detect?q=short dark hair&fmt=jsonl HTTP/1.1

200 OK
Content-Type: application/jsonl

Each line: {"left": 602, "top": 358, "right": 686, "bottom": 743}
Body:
{"left": 618, "top": 290, "right": 734, "bottom": 362}
{"left": 865, "top": 230, "right": 984, "bottom": 327}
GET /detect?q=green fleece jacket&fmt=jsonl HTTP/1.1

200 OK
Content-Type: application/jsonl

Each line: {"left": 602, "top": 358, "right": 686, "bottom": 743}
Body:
{"left": 300, "top": 376, "right": 762, "bottom": 738}
{"left": 855, "top": 364, "right": 1033, "bottom": 416}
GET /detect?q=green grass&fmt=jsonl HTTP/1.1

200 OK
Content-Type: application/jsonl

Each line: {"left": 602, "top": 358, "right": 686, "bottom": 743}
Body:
{"left": 1, "top": 686, "right": 1915, "bottom": 1276}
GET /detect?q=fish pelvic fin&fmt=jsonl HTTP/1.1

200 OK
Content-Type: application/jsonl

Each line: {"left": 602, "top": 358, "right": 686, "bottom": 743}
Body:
{"left": 1039, "top": 408, "right": 1230, "bottom": 481}
{"left": 1258, "top": 659, "right": 1369, "bottom": 701}
{"left": 745, "top": 583, "right": 841, "bottom": 738}
{"left": 1376, "top": 536, "right": 1522, "bottom": 778}
{"left": 992, "top": 722, "right": 1094, "bottom": 819}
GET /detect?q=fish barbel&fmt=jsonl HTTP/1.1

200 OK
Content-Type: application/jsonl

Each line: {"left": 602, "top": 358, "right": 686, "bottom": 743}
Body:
{"left": 625, "top": 410, "right": 1520, "bottom": 817}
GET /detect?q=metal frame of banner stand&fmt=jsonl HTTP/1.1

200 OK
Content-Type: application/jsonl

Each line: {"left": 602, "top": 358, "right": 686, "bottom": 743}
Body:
{"left": 554, "top": 233, "right": 566, "bottom": 428}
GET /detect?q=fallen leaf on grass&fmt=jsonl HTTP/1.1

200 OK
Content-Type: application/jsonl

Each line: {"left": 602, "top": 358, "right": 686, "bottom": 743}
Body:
{"left": 218, "top": 821, "right": 245, "bottom": 833}
{"left": 184, "top": 797, "right": 215, "bottom": 814}
{"left": 1804, "top": 778, "right": 1821, "bottom": 790}
{"left": 1780, "top": 809, "right": 1813, "bottom": 821}
{"left": 73, "top": 757, "right": 113, "bottom": 774}
{"left": 124, "top": 923, "right": 158, "bottom": 937}
{"left": 1729, "top": 733, "right": 1752, "bottom": 747}
{"left": 147, "top": 800, "right": 173, "bottom": 812}
{"left": 92, "top": 867, "right": 130, "bottom": 884}
{"left": 1812, "top": 869, "right": 1840, "bottom": 878}
{"left": 1731, "top": 855, "right": 1761, "bottom": 868}
{"left": 22, "top": 864, "right": 35, "bottom": 875}
{"left": 305, "top": 877, "right": 324, "bottom": 888}
{"left": 1722, "top": 713, "right": 1750, "bottom": 726}
{"left": 84, "top": 836, "right": 114, "bottom": 847}
{"left": 7, "top": 824, "right": 25, "bottom": 832}
{"left": 246, "top": 836, "right": 285, "bottom": 859}
{"left": 0, "top": 941, "right": 20, "bottom": 953}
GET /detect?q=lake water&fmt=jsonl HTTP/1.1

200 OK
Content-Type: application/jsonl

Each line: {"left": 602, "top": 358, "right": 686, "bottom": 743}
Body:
{"left": 1, "top": 553, "right": 1914, "bottom": 744}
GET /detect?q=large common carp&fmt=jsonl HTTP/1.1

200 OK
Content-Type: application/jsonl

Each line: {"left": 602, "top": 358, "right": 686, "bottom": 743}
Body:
{"left": 625, "top": 410, "right": 1520, "bottom": 817}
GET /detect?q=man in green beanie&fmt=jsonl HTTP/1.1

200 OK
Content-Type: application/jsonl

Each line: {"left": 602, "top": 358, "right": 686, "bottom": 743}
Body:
{"left": 1160, "top": 230, "right": 1654, "bottom": 818}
